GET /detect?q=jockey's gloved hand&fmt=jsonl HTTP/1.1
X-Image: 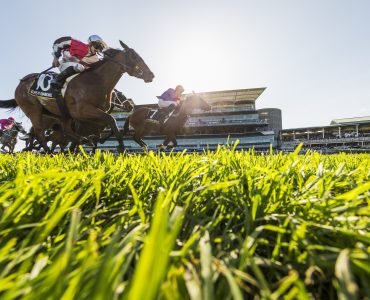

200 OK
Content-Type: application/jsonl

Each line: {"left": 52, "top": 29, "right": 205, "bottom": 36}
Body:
{"left": 52, "top": 57, "right": 60, "bottom": 67}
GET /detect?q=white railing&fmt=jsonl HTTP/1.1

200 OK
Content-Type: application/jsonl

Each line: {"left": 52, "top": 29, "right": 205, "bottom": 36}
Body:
{"left": 281, "top": 136, "right": 370, "bottom": 145}
{"left": 186, "top": 120, "right": 267, "bottom": 127}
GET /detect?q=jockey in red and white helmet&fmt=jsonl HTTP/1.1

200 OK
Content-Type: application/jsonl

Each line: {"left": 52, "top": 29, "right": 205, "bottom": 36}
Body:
{"left": 50, "top": 35, "right": 108, "bottom": 93}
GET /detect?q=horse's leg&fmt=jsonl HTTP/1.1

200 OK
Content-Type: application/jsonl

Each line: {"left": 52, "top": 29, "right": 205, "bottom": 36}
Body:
{"left": 59, "top": 119, "right": 85, "bottom": 144}
{"left": 77, "top": 106, "right": 125, "bottom": 151}
{"left": 9, "top": 139, "right": 15, "bottom": 153}
{"left": 69, "top": 142, "right": 78, "bottom": 153}
{"left": 24, "top": 128, "right": 36, "bottom": 151}
{"left": 59, "top": 140, "right": 69, "bottom": 153}
{"left": 50, "top": 142, "right": 57, "bottom": 153}
{"left": 162, "top": 136, "right": 171, "bottom": 147}
{"left": 99, "top": 130, "right": 113, "bottom": 144}
{"left": 139, "top": 139, "right": 148, "bottom": 152}
{"left": 133, "top": 133, "right": 146, "bottom": 148}
{"left": 29, "top": 128, "right": 38, "bottom": 150}
{"left": 20, "top": 113, "right": 51, "bottom": 153}
{"left": 33, "top": 142, "right": 42, "bottom": 151}
{"left": 91, "top": 141, "right": 98, "bottom": 153}
{"left": 133, "top": 133, "right": 148, "bottom": 151}
{"left": 156, "top": 136, "right": 170, "bottom": 151}
{"left": 169, "top": 135, "right": 178, "bottom": 148}
{"left": 140, "top": 139, "right": 148, "bottom": 148}
{"left": 33, "top": 126, "right": 51, "bottom": 153}
{"left": 13, "top": 83, "right": 51, "bottom": 153}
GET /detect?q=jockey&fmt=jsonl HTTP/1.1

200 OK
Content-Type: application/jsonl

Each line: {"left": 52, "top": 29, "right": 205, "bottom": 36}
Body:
{"left": 0, "top": 117, "right": 15, "bottom": 134}
{"left": 156, "top": 85, "right": 185, "bottom": 124}
{"left": 50, "top": 35, "right": 108, "bottom": 93}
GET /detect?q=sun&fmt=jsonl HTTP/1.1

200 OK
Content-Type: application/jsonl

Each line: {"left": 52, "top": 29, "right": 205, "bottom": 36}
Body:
{"left": 162, "top": 32, "right": 235, "bottom": 90}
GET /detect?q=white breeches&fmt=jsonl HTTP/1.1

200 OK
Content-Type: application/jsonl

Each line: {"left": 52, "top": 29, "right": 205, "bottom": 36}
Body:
{"left": 58, "top": 61, "right": 85, "bottom": 72}
{"left": 58, "top": 51, "right": 85, "bottom": 72}
{"left": 158, "top": 99, "right": 178, "bottom": 108}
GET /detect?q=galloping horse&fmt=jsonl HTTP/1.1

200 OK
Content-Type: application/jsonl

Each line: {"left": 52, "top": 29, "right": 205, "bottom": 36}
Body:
{"left": 122, "top": 94, "right": 211, "bottom": 149}
{"left": 23, "top": 89, "right": 134, "bottom": 152}
{"left": 0, "top": 41, "right": 154, "bottom": 153}
{"left": 0, "top": 122, "right": 27, "bottom": 153}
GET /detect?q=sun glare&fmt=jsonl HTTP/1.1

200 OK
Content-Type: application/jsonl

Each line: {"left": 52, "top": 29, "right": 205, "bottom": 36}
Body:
{"left": 163, "top": 32, "right": 236, "bottom": 90}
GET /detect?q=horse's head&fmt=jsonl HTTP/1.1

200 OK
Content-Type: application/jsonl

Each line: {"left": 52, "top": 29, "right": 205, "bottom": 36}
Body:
{"left": 119, "top": 41, "right": 155, "bottom": 83}
{"left": 13, "top": 122, "right": 23, "bottom": 132}
{"left": 14, "top": 122, "right": 28, "bottom": 135}
{"left": 183, "top": 94, "right": 212, "bottom": 114}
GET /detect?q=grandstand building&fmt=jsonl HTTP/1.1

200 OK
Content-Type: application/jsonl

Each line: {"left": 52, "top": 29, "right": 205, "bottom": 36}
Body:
{"left": 279, "top": 116, "right": 370, "bottom": 152}
{"left": 101, "top": 88, "right": 283, "bottom": 151}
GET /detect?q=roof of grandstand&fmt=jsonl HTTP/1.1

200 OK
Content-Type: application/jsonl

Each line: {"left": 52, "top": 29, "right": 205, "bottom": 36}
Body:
{"left": 185, "top": 88, "right": 266, "bottom": 106}
{"left": 330, "top": 116, "right": 370, "bottom": 125}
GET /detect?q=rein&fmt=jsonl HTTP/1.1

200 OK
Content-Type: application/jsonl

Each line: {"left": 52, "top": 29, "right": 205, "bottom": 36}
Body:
{"left": 103, "top": 52, "right": 132, "bottom": 72}
{"left": 112, "top": 95, "right": 131, "bottom": 109}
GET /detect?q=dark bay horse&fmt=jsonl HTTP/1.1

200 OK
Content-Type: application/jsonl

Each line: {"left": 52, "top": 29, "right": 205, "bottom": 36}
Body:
{"left": 23, "top": 89, "right": 134, "bottom": 152}
{"left": 122, "top": 94, "right": 211, "bottom": 149}
{"left": 0, "top": 41, "right": 154, "bottom": 153}
{"left": 0, "top": 122, "right": 27, "bottom": 153}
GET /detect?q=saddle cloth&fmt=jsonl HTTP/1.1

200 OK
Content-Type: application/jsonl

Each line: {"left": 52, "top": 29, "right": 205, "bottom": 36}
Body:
{"left": 146, "top": 107, "right": 176, "bottom": 124}
{"left": 28, "top": 72, "right": 79, "bottom": 101}
{"left": 147, "top": 109, "right": 160, "bottom": 122}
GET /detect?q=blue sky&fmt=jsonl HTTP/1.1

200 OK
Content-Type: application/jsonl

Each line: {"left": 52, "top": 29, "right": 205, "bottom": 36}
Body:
{"left": 0, "top": 0, "right": 369, "bottom": 136}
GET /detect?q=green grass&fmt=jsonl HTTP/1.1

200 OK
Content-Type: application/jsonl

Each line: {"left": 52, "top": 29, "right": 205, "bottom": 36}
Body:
{"left": 0, "top": 146, "right": 369, "bottom": 299}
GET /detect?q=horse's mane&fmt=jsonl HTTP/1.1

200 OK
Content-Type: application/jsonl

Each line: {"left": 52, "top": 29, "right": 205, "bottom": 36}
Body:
{"left": 85, "top": 48, "right": 122, "bottom": 71}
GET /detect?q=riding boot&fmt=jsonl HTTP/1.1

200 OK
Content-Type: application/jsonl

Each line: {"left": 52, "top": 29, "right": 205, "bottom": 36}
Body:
{"left": 159, "top": 104, "right": 176, "bottom": 126}
{"left": 51, "top": 66, "right": 78, "bottom": 95}
{"left": 51, "top": 66, "right": 76, "bottom": 118}
{"left": 158, "top": 112, "right": 166, "bottom": 126}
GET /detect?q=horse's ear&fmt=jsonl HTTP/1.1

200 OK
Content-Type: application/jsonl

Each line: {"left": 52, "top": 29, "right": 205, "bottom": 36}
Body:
{"left": 119, "top": 40, "right": 130, "bottom": 51}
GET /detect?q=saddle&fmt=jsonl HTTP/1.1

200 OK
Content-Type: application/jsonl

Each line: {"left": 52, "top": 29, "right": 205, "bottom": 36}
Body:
{"left": 147, "top": 105, "right": 177, "bottom": 124}
{"left": 28, "top": 72, "right": 78, "bottom": 101}
{"left": 28, "top": 72, "right": 79, "bottom": 118}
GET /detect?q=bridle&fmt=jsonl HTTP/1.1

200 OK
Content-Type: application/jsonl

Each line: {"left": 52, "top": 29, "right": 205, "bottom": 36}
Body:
{"left": 112, "top": 90, "right": 132, "bottom": 110}
{"left": 103, "top": 49, "right": 144, "bottom": 77}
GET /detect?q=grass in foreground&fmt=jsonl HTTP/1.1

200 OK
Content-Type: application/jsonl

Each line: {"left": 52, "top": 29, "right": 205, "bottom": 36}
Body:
{"left": 0, "top": 146, "right": 369, "bottom": 299}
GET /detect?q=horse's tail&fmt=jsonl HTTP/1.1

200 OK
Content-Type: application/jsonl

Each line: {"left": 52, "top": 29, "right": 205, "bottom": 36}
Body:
{"left": 122, "top": 116, "right": 130, "bottom": 135}
{"left": 0, "top": 99, "right": 18, "bottom": 110}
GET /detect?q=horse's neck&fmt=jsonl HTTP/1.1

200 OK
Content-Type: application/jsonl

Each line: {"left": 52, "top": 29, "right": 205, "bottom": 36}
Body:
{"left": 171, "top": 105, "right": 190, "bottom": 126}
{"left": 178, "top": 101, "right": 193, "bottom": 117}
{"left": 92, "top": 61, "right": 123, "bottom": 91}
